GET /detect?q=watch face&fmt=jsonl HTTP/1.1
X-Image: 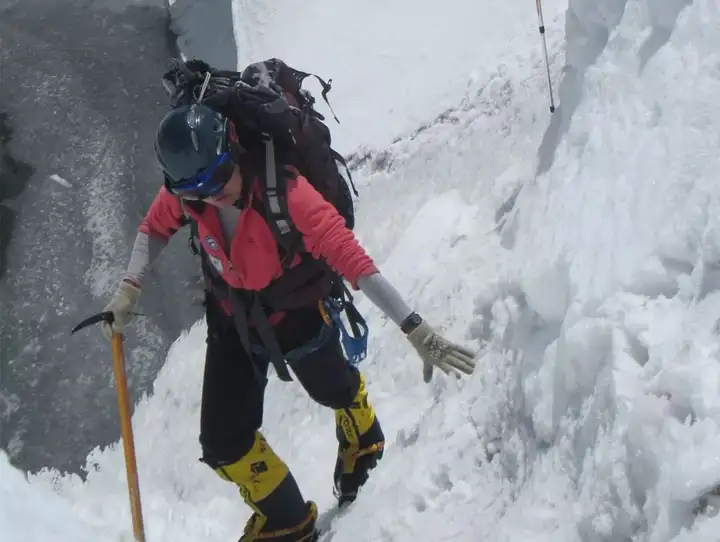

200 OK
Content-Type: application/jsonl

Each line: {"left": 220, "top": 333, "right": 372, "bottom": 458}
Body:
{"left": 402, "top": 313, "right": 423, "bottom": 333}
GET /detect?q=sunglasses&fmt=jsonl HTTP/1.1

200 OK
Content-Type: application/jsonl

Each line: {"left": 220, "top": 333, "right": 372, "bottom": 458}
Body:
{"left": 165, "top": 152, "right": 235, "bottom": 200}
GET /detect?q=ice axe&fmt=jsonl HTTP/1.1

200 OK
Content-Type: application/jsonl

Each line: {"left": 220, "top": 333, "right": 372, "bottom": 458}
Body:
{"left": 72, "top": 311, "right": 146, "bottom": 542}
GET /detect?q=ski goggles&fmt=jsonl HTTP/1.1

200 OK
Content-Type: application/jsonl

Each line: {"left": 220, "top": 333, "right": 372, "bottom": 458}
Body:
{"left": 165, "top": 152, "right": 235, "bottom": 200}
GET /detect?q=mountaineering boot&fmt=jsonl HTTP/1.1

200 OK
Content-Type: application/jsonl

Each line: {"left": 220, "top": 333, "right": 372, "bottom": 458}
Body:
{"left": 212, "top": 431, "right": 319, "bottom": 542}
{"left": 240, "top": 501, "right": 318, "bottom": 542}
{"left": 333, "top": 373, "right": 385, "bottom": 506}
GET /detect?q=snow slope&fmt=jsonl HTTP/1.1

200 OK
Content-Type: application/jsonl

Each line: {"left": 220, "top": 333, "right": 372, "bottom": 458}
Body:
{"left": 4, "top": 0, "right": 720, "bottom": 541}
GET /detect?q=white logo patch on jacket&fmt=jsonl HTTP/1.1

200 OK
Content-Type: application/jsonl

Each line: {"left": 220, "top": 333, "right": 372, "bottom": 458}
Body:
{"left": 205, "top": 236, "right": 220, "bottom": 251}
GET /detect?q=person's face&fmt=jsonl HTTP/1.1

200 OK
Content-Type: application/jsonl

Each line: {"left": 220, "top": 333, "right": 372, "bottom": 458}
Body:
{"left": 201, "top": 165, "right": 243, "bottom": 208}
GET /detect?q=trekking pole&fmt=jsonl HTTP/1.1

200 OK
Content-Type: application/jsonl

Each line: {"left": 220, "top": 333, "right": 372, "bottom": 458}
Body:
{"left": 72, "top": 312, "right": 146, "bottom": 542}
{"left": 534, "top": 0, "right": 556, "bottom": 112}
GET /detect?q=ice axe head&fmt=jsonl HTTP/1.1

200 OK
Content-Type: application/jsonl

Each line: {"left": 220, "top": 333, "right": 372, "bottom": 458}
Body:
{"left": 71, "top": 311, "right": 115, "bottom": 335}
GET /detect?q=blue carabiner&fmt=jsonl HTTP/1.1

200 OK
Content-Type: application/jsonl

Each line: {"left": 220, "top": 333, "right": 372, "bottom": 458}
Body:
{"left": 323, "top": 299, "right": 369, "bottom": 365}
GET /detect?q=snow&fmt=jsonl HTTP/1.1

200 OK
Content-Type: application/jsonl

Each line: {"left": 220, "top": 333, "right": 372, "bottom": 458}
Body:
{"left": 231, "top": 0, "right": 566, "bottom": 152}
{"left": 4, "top": 0, "right": 720, "bottom": 541}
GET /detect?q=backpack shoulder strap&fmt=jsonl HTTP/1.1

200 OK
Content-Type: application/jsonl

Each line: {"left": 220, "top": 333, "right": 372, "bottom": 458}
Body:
{"left": 259, "top": 138, "right": 305, "bottom": 267}
{"left": 261, "top": 138, "right": 293, "bottom": 237}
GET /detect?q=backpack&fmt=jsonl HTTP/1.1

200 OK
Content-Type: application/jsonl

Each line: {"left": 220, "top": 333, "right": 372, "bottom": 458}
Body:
{"left": 161, "top": 57, "right": 358, "bottom": 265}
{"left": 160, "top": 58, "right": 368, "bottom": 379}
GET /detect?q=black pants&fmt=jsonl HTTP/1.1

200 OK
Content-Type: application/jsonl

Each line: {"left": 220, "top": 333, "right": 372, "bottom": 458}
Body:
{"left": 199, "top": 298, "right": 361, "bottom": 467}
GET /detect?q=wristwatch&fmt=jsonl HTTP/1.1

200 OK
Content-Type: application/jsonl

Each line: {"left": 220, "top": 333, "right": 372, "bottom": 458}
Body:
{"left": 400, "top": 312, "right": 423, "bottom": 335}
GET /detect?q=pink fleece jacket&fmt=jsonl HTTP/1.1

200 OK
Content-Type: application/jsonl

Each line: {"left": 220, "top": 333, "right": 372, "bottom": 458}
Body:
{"left": 139, "top": 173, "right": 378, "bottom": 292}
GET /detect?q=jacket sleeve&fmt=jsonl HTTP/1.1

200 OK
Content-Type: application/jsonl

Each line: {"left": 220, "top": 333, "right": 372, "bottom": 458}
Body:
{"left": 123, "top": 231, "right": 170, "bottom": 289}
{"left": 139, "top": 186, "right": 187, "bottom": 242}
{"left": 286, "top": 175, "right": 378, "bottom": 286}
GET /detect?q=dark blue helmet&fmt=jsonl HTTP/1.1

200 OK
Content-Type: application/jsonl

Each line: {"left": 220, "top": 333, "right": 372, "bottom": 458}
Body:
{"left": 154, "top": 103, "right": 229, "bottom": 187}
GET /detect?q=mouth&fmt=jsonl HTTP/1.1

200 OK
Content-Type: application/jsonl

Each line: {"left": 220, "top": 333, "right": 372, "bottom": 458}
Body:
{"left": 209, "top": 193, "right": 230, "bottom": 204}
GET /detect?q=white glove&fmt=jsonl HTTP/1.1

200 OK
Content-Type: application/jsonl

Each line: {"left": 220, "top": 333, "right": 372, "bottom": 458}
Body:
{"left": 407, "top": 321, "right": 477, "bottom": 383}
{"left": 102, "top": 280, "right": 141, "bottom": 339}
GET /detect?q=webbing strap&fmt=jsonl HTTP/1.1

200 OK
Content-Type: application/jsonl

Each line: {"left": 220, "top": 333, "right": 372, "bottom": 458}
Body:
{"left": 228, "top": 289, "right": 293, "bottom": 382}
{"left": 330, "top": 149, "right": 358, "bottom": 197}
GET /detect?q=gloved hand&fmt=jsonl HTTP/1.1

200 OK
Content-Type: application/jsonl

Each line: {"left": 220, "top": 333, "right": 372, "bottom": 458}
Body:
{"left": 406, "top": 321, "right": 477, "bottom": 383}
{"left": 102, "top": 280, "right": 141, "bottom": 340}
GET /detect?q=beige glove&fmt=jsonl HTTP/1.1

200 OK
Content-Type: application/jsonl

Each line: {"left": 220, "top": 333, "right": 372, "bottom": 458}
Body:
{"left": 407, "top": 321, "right": 477, "bottom": 383}
{"left": 102, "top": 280, "right": 141, "bottom": 339}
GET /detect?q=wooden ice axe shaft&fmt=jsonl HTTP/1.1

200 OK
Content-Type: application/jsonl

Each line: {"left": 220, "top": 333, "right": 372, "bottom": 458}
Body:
{"left": 72, "top": 312, "right": 146, "bottom": 542}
